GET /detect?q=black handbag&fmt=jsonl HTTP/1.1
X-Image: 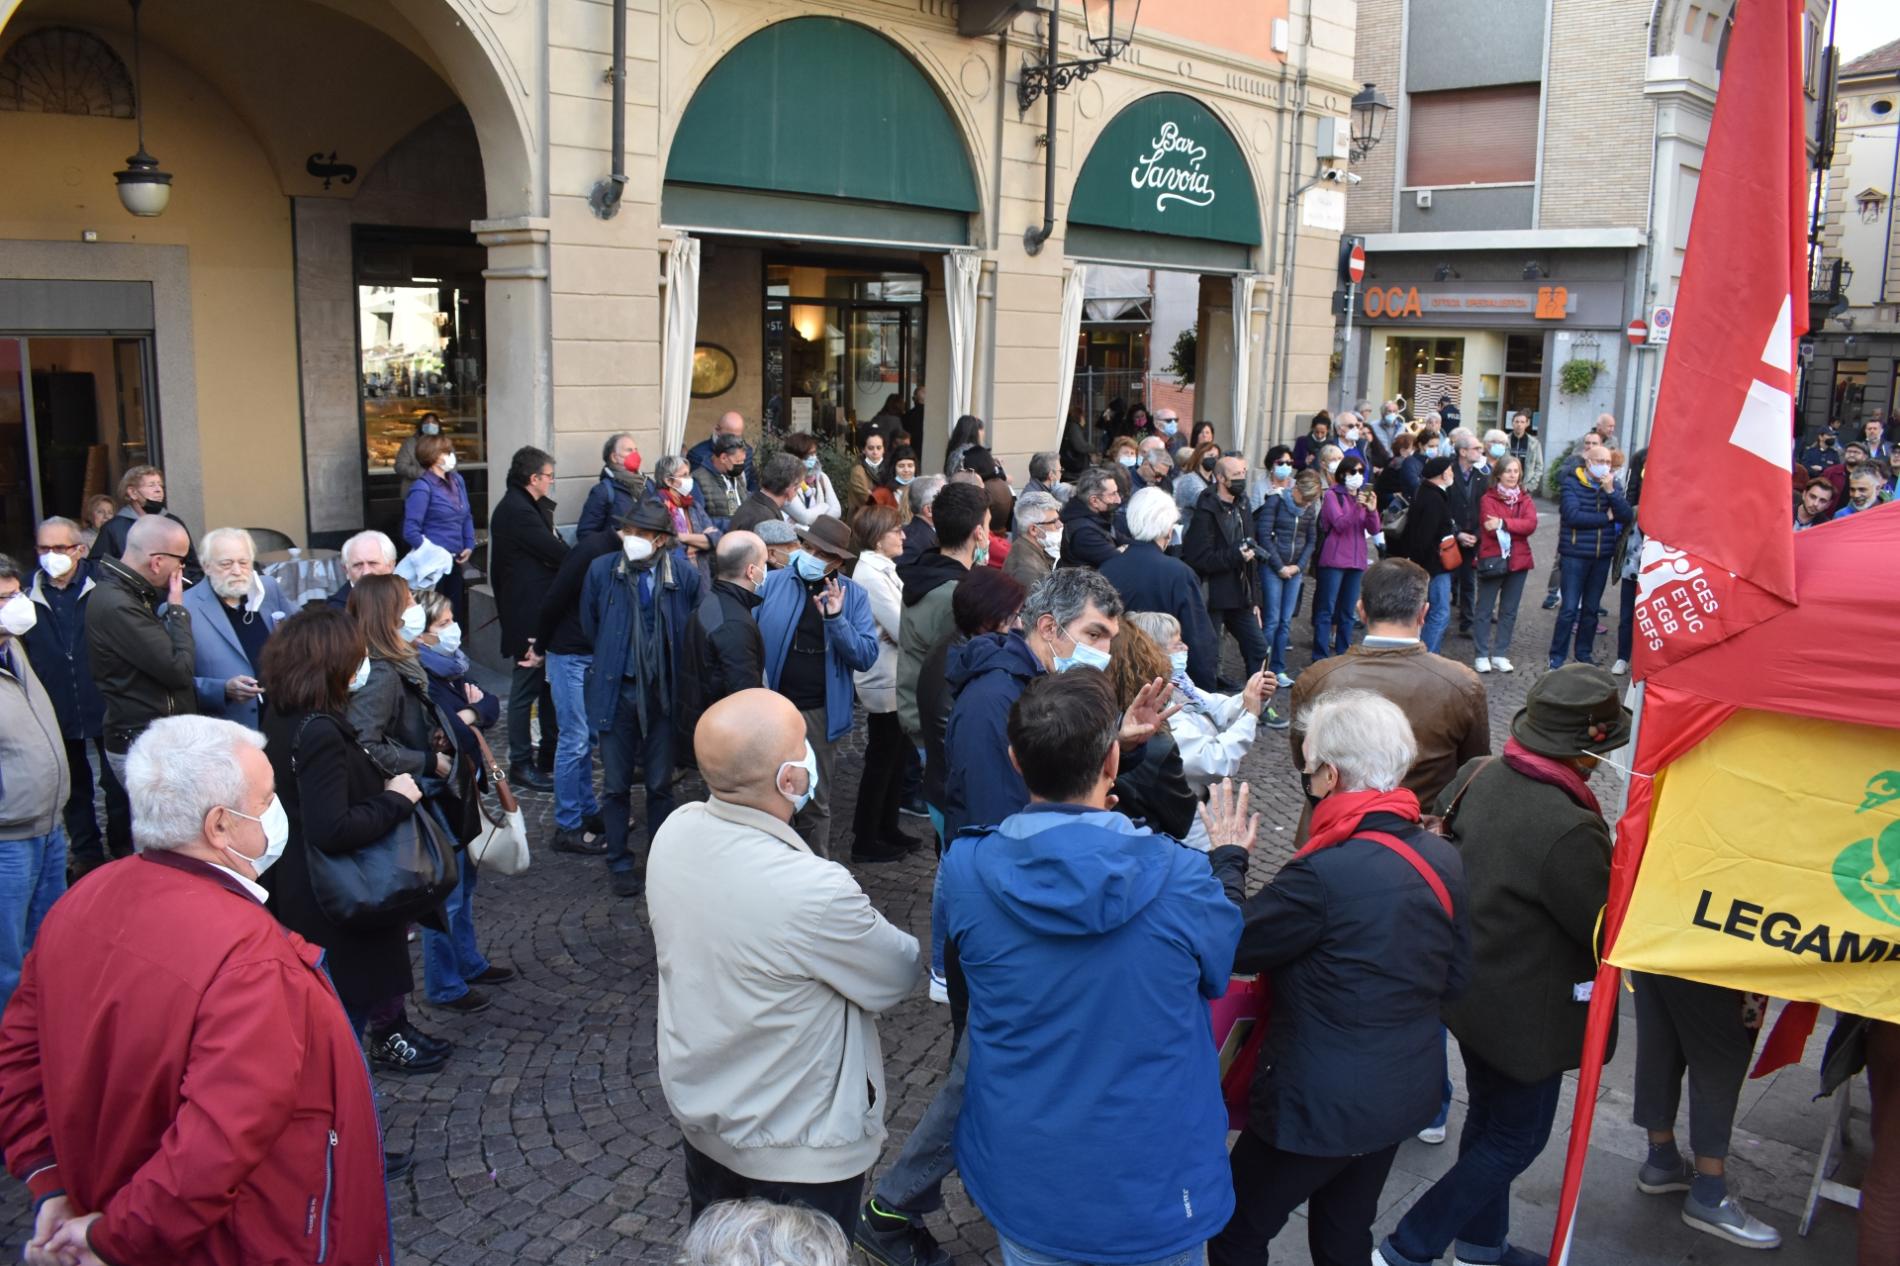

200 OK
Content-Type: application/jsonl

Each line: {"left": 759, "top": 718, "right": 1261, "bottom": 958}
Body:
{"left": 291, "top": 715, "right": 460, "bottom": 930}
{"left": 1476, "top": 552, "right": 1510, "bottom": 578}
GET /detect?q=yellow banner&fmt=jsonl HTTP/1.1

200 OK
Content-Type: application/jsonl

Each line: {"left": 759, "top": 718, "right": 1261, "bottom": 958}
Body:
{"left": 1610, "top": 708, "right": 1900, "bottom": 1021}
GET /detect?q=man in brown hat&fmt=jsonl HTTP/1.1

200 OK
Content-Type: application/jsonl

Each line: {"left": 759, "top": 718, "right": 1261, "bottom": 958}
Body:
{"left": 754, "top": 514, "right": 880, "bottom": 858}
{"left": 1375, "top": 663, "right": 1627, "bottom": 1266}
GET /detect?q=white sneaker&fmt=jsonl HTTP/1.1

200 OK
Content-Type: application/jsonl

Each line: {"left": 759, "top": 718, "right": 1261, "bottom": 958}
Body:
{"left": 1417, "top": 1123, "right": 1447, "bottom": 1144}
{"left": 1474, "top": 657, "right": 1491, "bottom": 673}
{"left": 928, "top": 971, "right": 948, "bottom": 1004}
{"left": 1612, "top": 658, "right": 1630, "bottom": 675}
{"left": 1492, "top": 657, "right": 1514, "bottom": 673}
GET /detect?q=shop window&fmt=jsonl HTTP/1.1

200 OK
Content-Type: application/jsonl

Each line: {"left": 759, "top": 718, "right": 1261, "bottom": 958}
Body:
{"left": 763, "top": 260, "right": 924, "bottom": 441}
{"left": 1406, "top": 85, "right": 1539, "bottom": 186}
{"left": 0, "top": 27, "right": 134, "bottom": 117}
{"left": 1394, "top": 337, "right": 1465, "bottom": 416}
{"left": 354, "top": 231, "right": 487, "bottom": 535}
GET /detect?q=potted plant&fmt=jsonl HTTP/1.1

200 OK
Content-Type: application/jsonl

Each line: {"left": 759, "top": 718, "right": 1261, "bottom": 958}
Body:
{"left": 1558, "top": 357, "right": 1606, "bottom": 396}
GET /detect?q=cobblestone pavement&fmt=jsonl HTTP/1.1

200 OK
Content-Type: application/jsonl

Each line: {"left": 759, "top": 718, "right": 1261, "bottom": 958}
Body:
{"left": 5, "top": 506, "right": 1866, "bottom": 1264}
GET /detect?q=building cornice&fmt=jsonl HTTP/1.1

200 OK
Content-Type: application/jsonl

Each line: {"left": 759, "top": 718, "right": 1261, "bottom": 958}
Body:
{"left": 1363, "top": 227, "right": 1647, "bottom": 253}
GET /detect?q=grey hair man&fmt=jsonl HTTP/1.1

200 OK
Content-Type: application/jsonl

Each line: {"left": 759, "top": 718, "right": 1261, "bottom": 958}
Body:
{"left": 1025, "top": 452, "right": 1069, "bottom": 503}
{"left": 1135, "top": 435, "right": 1175, "bottom": 490}
{"left": 678, "top": 1198, "right": 848, "bottom": 1266}
{"left": 1057, "top": 466, "right": 1123, "bottom": 568}
{"left": 183, "top": 527, "right": 294, "bottom": 730}
{"left": 577, "top": 431, "right": 645, "bottom": 537}
{"left": 1101, "top": 487, "right": 1228, "bottom": 695}
{"left": 861, "top": 564, "right": 1174, "bottom": 1261}
{"left": 897, "top": 473, "right": 949, "bottom": 570}
{"left": 1003, "top": 489, "right": 1061, "bottom": 590}
{"left": 729, "top": 453, "right": 803, "bottom": 535}
{"left": 327, "top": 530, "right": 397, "bottom": 610}
{"left": 86, "top": 514, "right": 196, "bottom": 790}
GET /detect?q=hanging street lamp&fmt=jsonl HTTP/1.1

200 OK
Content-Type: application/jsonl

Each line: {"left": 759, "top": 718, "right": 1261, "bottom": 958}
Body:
{"left": 114, "top": 0, "right": 172, "bottom": 217}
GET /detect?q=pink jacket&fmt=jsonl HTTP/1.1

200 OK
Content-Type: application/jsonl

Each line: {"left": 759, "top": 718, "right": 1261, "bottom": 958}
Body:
{"left": 1315, "top": 485, "right": 1382, "bottom": 571}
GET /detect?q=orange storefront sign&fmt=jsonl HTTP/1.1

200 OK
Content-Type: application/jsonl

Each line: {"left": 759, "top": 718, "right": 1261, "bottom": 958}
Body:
{"left": 1362, "top": 284, "right": 1571, "bottom": 321}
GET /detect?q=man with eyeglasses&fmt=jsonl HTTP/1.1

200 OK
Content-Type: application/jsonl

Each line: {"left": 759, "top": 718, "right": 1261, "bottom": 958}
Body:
{"left": 84, "top": 513, "right": 198, "bottom": 793}
{"left": 19, "top": 518, "right": 131, "bottom": 873}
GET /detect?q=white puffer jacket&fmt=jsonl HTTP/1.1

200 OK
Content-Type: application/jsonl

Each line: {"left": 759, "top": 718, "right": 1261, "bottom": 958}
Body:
{"left": 851, "top": 550, "right": 903, "bottom": 714}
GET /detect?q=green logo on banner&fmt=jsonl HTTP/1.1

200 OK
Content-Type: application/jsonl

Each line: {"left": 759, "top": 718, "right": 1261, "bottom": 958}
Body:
{"left": 1836, "top": 772, "right": 1900, "bottom": 927}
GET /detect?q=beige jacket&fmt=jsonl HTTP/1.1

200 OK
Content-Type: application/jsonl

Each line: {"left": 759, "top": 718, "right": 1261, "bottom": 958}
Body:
{"left": 646, "top": 797, "right": 922, "bottom": 1182}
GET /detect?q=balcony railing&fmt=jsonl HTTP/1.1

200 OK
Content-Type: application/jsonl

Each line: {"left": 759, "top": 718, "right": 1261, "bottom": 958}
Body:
{"left": 1810, "top": 256, "right": 1853, "bottom": 327}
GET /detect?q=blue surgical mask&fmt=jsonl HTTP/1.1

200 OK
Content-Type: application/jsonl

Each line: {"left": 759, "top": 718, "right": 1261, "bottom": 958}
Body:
{"left": 804, "top": 455, "right": 819, "bottom": 472}
{"left": 895, "top": 474, "right": 913, "bottom": 487}
{"left": 1488, "top": 443, "right": 1507, "bottom": 459}
{"left": 1272, "top": 463, "right": 1293, "bottom": 480}
{"left": 1168, "top": 649, "right": 1190, "bottom": 677}
{"left": 1161, "top": 420, "right": 1178, "bottom": 436}
{"left": 1117, "top": 454, "right": 1138, "bottom": 468}
{"left": 789, "top": 550, "right": 829, "bottom": 583}
{"left": 1052, "top": 625, "right": 1112, "bottom": 674}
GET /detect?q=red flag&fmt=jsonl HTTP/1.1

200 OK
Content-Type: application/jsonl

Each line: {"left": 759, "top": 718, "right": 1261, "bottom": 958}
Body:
{"left": 1632, "top": 0, "right": 1805, "bottom": 678}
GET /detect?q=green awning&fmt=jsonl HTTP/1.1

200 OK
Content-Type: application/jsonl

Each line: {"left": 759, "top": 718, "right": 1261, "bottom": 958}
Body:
{"left": 665, "top": 17, "right": 980, "bottom": 216}
{"left": 1069, "top": 92, "right": 1262, "bottom": 247}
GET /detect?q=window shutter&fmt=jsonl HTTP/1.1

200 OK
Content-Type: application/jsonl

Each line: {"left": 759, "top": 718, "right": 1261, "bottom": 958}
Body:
{"left": 1406, "top": 85, "right": 1541, "bottom": 186}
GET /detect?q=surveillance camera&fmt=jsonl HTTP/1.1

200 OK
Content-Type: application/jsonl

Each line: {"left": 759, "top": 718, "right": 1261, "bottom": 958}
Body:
{"left": 1321, "top": 168, "right": 1362, "bottom": 185}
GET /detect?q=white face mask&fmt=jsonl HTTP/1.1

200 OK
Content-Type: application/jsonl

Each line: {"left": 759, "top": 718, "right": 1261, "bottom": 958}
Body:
{"left": 420, "top": 421, "right": 441, "bottom": 436}
{"left": 1324, "top": 460, "right": 1340, "bottom": 475}
{"left": 1168, "top": 649, "right": 1190, "bottom": 677}
{"left": 778, "top": 740, "right": 820, "bottom": 814}
{"left": 1588, "top": 462, "right": 1612, "bottom": 480}
{"left": 398, "top": 604, "right": 427, "bottom": 642}
{"left": 440, "top": 452, "right": 458, "bottom": 473}
{"left": 221, "top": 794, "right": 289, "bottom": 878}
{"left": 0, "top": 593, "right": 36, "bottom": 638}
{"left": 348, "top": 656, "right": 372, "bottom": 692}
{"left": 38, "top": 552, "right": 74, "bottom": 580}
{"left": 623, "top": 534, "right": 656, "bottom": 563}
{"left": 434, "top": 622, "right": 463, "bottom": 655}
{"left": 1344, "top": 473, "right": 1365, "bottom": 491}
{"left": 1040, "top": 525, "right": 1063, "bottom": 560}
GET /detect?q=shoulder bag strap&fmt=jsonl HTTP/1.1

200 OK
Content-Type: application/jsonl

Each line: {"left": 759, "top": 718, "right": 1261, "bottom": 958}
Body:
{"left": 1441, "top": 755, "right": 1498, "bottom": 833}
{"left": 287, "top": 713, "right": 328, "bottom": 776}
{"left": 1354, "top": 831, "right": 1455, "bottom": 920}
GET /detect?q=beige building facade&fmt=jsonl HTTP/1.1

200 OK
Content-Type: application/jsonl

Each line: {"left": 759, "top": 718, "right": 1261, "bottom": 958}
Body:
{"left": 0, "top": 0, "right": 1367, "bottom": 562}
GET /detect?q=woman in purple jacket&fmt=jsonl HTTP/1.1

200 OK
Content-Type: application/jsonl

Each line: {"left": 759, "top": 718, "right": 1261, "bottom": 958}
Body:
{"left": 402, "top": 432, "right": 478, "bottom": 625}
{"left": 1310, "top": 455, "right": 1382, "bottom": 659}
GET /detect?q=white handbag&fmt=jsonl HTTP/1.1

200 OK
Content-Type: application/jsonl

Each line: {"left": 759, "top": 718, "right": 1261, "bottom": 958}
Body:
{"left": 468, "top": 731, "right": 531, "bottom": 876}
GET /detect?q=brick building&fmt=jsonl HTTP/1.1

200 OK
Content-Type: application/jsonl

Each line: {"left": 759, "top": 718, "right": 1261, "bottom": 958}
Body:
{"left": 1336, "top": 0, "right": 1829, "bottom": 466}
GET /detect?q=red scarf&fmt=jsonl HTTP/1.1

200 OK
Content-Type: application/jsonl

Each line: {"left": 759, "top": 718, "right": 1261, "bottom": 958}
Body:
{"left": 1502, "top": 737, "right": 1600, "bottom": 815}
{"left": 659, "top": 487, "right": 692, "bottom": 535}
{"left": 1296, "top": 787, "right": 1422, "bottom": 858}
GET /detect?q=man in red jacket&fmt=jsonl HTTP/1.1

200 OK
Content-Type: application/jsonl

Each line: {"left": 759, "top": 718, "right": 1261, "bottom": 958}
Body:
{"left": 0, "top": 715, "right": 391, "bottom": 1266}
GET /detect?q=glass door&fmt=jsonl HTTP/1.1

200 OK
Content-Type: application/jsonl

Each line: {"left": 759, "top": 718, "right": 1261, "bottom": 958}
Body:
{"left": 763, "top": 260, "right": 925, "bottom": 446}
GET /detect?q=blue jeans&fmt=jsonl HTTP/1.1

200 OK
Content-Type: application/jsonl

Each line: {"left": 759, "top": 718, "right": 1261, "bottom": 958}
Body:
{"left": 422, "top": 861, "right": 490, "bottom": 1003}
{"left": 0, "top": 829, "right": 66, "bottom": 1013}
{"left": 1616, "top": 575, "right": 1637, "bottom": 663}
{"left": 600, "top": 677, "right": 676, "bottom": 877}
{"left": 1000, "top": 1236, "right": 1202, "bottom": 1266}
{"left": 875, "top": 1034, "right": 968, "bottom": 1214}
{"left": 1549, "top": 554, "right": 1613, "bottom": 667}
{"left": 1259, "top": 568, "right": 1304, "bottom": 675}
{"left": 1310, "top": 567, "right": 1363, "bottom": 659}
{"left": 1381, "top": 1045, "right": 1564, "bottom": 1266}
{"left": 1423, "top": 571, "right": 1453, "bottom": 653}
{"left": 544, "top": 652, "right": 600, "bottom": 831}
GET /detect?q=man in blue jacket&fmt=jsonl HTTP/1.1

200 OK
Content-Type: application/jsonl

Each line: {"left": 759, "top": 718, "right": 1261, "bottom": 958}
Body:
{"left": 580, "top": 501, "right": 701, "bottom": 898}
{"left": 942, "top": 668, "right": 1243, "bottom": 1266}
{"left": 575, "top": 432, "right": 646, "bottom": 539}
{"left": 1549, "top": 443, "right": 1633, "bottom": 670}
{"left": 1101, "top": 487, "right": 1220, "bottom": 691}
{"left": 755, "top": 514, "right": 878, "bottom": 859}
{"left": 685, "top": 411, "right": 758, "bottom": 493}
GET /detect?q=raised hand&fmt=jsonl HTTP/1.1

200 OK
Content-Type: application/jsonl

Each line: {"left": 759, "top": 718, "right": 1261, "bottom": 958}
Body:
{"left": 1198, "top": 778, "right": 1260, "bottom": 853}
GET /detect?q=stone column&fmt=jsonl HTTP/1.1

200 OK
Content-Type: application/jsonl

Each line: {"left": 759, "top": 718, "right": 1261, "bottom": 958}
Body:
{"left": 473, "top": 216, "right": 552, "bottom": 519}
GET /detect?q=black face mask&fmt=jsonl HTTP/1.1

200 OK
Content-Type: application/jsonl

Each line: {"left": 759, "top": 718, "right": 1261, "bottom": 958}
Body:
{"left": 142, "top": 499, "right": 166, "bottom": 515}
{"left": 1200, "top": 456, "right": 1216, "bottom": 473}
{"left": 1225, "top": 479, "right": 1247, "bottom": 498}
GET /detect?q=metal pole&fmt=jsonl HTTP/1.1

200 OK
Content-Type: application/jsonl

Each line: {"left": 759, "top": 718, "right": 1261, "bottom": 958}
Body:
{"left": 1024, "top": 4, "right": 1062, "bottom": 255}
{"left": 1338, "top": 280, "right": 1355, "bottom": 414}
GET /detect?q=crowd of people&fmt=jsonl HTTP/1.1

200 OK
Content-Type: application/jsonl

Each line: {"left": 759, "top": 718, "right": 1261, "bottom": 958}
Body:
{"left": 0, "top": 397, "right": 1891, "bottom": 1266}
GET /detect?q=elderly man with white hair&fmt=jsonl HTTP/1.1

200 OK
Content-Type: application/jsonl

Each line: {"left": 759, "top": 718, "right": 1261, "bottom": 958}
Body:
{"left": 0, "top": 715, "right": 391, "bottom": 1266}
{"left": 324, "top": 528, "right": 397, "bottom": 609}
{"left": 1206, "top": 689, "right": 1469, "bottom": 1266}
{"left": 1100, "top": 486, "right": 1223, "bottom": 692}
{"left": 182, "top": 528, "right": 295, "bottom": 729}
{"left": 1003, "top": 489, "right": 1061, "bottom": 591}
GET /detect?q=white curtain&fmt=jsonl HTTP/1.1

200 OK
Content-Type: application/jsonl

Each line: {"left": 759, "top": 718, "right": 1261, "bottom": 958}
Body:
{"left": 945, "top": 251, "right": 980, "bottom": 424}
{"left": 1231, "top": 273, "right": 1258, "bottom": 457}
{"left": 1054, "top": 263, "right": 1089, "bottom": 443}
{"left": 659, "top": 234, "right": 701, "bottom": 456}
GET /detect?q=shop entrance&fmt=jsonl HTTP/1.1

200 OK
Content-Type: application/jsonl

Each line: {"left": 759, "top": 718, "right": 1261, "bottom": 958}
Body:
{"left": 1502, "top": 333, "right": 1546, "bottom": 428}
{"left": 0, "top": 335, "right": 157, "bottom": 562}
{"left": 762, "top": 259, "right": 925, "bottom": 444}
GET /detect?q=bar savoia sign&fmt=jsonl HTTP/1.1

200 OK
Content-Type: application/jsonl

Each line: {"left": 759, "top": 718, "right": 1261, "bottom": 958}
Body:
{"left": 1132, "top": 121, "right": 1216, "bottom": 212}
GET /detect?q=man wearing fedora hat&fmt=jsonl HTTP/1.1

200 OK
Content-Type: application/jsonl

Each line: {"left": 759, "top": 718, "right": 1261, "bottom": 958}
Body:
{"left": 756, "top": 513, "right": 880, "bottom": 858}
{"left": 578, "top": 500, "right": 702, "bottom": 899}
{"left": 1376, "top": 664, "right": 1626, "bottom": 1266}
